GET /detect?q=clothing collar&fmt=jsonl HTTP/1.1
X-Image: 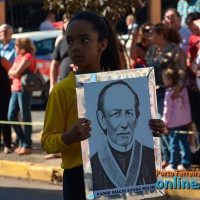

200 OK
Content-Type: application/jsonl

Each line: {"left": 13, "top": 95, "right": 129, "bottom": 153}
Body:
{"left": 107, "top": 135, "right": 134, "bottom": 152}
{"left": 97, "top": 136, "right": 142, "bottom": 187}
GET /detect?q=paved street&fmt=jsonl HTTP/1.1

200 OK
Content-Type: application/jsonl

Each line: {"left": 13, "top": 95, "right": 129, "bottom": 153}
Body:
{"left": 0, "top": 177, "right": 63, "bottom": 200}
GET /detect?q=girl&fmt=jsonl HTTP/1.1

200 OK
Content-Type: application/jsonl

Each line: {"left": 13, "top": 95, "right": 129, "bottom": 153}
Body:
{"left": 162, "top": 68, "right": 192, "bottom": 171}
{"left": 8, "top": 37, "right": 36, "bottom": 155}
{"left": 41, "top": 11, "right": 165, "bottom": 200}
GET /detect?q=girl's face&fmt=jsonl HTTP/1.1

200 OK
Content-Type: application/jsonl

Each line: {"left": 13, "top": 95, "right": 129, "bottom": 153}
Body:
{"left": 15, "top": 42, "right": 21, "bottom": 54}
{"left": 66, "top": 19, "right": 107, "bottom": 74}
{"left": 152, "top": 32, "right": 163, "bottom": 46}
{"left": 162, "top": 75, "right": 173, "bottom": 87}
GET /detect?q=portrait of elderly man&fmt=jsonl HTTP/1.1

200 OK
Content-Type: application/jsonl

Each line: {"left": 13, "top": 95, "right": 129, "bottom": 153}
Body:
{"left": 90, "top": 80, "right": 157, "bottom": 191}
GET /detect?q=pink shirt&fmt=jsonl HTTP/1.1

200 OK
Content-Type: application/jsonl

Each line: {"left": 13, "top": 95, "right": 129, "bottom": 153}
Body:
{"left": 11, "top": 53, "right": 35, "bottom": 92}
{"left": 162, "top": 87, "right": 192, "bottom": 128}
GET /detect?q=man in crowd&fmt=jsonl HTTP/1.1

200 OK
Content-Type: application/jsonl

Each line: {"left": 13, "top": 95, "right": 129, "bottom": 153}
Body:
{"left": 40, "top": 12, "right": 57, "bottom": 31}
{"left": 164, "top": 8, "right": 192, "bottom": 57}
{"left": 91, "top": 80, "right": 156, "bottom": 191}
{"left": 0, "top": 24, "right": 16, "bottom": 63}
{"left": 49, "top": 14, "right": 71, "bottom": 93}
{"left": 177, "top": 0, "right": 200, "bottom": 25}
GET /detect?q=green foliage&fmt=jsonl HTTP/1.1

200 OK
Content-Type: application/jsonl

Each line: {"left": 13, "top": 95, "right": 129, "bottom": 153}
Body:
{"left": 43, "top": 0, "right": 142, "bottom": 26}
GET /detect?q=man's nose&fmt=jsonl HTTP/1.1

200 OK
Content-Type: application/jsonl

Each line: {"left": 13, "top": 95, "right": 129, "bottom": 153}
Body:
{"left": 120, "top": 114, "right": 128, "bottom": 129}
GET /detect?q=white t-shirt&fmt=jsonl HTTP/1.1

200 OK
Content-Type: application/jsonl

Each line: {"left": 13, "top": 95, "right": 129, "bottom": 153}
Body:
{"left": 179, "top": 26, "right": 192, "bottom": 56}
{"left": 40, "top": 20, "right": 56, "bottom": 31}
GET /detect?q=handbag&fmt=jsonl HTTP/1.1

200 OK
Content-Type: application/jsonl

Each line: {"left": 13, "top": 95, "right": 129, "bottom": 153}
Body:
{"left": 21, "top": 69, "right": 47, "bottom": 92}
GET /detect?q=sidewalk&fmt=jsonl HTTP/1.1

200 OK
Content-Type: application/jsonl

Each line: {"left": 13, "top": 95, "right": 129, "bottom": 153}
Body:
{"left": 0, "top": 130, "right": 63, "bottom": 183}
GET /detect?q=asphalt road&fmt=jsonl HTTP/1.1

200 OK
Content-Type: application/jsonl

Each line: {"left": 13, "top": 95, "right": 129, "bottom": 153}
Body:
{"left": 0, "top": 177, "right": 63, "bottom": 200}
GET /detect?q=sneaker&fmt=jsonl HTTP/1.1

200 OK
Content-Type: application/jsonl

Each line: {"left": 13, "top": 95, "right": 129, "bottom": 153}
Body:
{"left": 4, "top": 147, "right": 12, "bottom": 154}
{"left": 162, "top": 161, "right": 169, "bottom": 169}
{"left": 177, "top": 164, "right": 188, "bottom": 171}
{"left": 17, "top": 147, "right": 32, "bottom": 155}
{"left": 165, "top": 164, "right": 176, "bottom": 172}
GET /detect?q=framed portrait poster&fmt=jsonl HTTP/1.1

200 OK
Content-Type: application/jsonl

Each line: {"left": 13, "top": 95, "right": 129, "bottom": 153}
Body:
{"left": 76, "top": 67, "right": 164, "bottom": 200}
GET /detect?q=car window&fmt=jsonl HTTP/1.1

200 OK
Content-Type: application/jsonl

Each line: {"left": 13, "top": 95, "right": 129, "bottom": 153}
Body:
{"left": 35, "top": 38, "right": 56, "bottom": 55}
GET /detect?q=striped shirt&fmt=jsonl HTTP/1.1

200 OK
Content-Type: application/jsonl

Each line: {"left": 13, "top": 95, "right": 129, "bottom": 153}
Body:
{"left": 177, "top": 0, "right": 200, "bottom": 25}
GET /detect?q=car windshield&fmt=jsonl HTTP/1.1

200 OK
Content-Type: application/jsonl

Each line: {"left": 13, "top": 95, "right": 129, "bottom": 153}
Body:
{"left": 11, "top": 38, "right": 56, "bottom": 56}
{"left": 35, "top": 38, "right": 56, "bottom": 55}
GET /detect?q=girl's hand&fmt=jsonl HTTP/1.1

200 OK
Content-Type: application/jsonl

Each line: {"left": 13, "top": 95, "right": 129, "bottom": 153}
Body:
{"left": 149, "top": 119, "right": 165, "bottom": 137}
{"left": 62, "top": 118, "right": 92, "bottom": 145}
{"left": 164, "top": 128, "right": 169, "bottom": 135}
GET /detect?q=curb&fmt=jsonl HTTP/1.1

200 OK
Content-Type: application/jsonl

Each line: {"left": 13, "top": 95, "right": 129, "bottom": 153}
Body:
{"left": 0, "top": 160, "right": 200, "bottom": 199}
{"left": 0, "top": 160, "right": 63, "bottom": 183}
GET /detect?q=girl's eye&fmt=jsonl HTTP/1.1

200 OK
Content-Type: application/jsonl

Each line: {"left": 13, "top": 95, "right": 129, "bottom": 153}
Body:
{"left": 67, "top": 40, "right": 73, "bottom": 45}
{"left": 82, "top": 38, "right": 89, "bottom": 43}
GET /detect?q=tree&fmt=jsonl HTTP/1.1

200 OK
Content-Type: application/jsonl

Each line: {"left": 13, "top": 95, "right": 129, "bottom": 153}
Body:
{"left": 43, "top": 0, "right": 146, "bottom": 26}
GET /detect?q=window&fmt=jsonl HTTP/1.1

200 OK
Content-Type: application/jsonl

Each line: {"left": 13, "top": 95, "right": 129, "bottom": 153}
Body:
{"left": 35, "top": 38, "right": 56, "bottom": 55}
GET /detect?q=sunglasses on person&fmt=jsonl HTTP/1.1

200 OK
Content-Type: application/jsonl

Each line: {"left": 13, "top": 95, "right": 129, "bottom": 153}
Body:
{"left": 144, "top": 28, "right": 152, "bottom": 33}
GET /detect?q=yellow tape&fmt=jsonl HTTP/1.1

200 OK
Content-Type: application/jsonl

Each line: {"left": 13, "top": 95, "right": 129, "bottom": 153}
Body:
{"left": 0, "top": 120, "right": 43, "bottom": 126}
{"left": 168, "top": 130, "right": 199, "bottom": 135}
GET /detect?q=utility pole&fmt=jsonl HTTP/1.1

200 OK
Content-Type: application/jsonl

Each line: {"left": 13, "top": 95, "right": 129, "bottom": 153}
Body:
{"left": 0, "top": 0, "right": 6, "bottom": 25}
{"left": 148, "top": 0, "right": 161, "bottom": 23}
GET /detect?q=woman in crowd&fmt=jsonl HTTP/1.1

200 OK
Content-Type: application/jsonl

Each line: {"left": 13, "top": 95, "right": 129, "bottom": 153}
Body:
{"left": 130, "top": 22, "right": 154, "bottom": 68}
{"left": 145, "top": 23, "right": 187, "bottom": 168}
{"left": 8, "top": 37, "right": 36, "bottom": 155}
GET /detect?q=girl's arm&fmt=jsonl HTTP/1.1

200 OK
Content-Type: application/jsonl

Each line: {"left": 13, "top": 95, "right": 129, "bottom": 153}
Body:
{"left": 130, "top": 31, "right": 139, "bottom": 62}
{"left": 8, "top": 58, "right": 31, "bottom": 79}
{"left": 162, "top": 90, "right": 173, "bottom": 128}
{"left": 171, "top": 48, "right": 187, "bottom": 99}
{"left": 41, "top": 87, "right": 91, "bottom": 154}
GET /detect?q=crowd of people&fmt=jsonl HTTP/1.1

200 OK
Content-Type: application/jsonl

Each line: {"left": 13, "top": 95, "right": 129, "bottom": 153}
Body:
{"left": 0, "top": 1, "right": 200, "bottom": 199}
{"left": 0, "top": 24, "right": 36, "bottom": 155}
{"left": 129, "top": 8, "right": 200, "bottom": 171}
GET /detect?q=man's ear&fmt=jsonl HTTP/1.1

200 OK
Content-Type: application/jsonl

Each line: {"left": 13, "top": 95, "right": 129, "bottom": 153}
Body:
{"left": 134, "top": 118, "right": 138, "bottom": 128}
{"left": 97, "top": 110, "right": 107, "bottom": 131}
{"left": 99, "top": 39, "right": 108, "bottom": 52}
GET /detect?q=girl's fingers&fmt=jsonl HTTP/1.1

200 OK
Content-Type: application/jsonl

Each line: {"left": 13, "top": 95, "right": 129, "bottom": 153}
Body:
{"left": 150, "top": 126, "right": 165, "bottom": 132}
{"left": 81, "top": 120, "right": 91, "bottom": 129}
{"left": 149, "top": 119, "right": 165, "bottom": 126}
{"left": 149, "top": 119, "right": 165, "bottom": 137}
{"left": 152, "top": 131, "right": 163, "bottom": 137}
{"left": 78, "top": 118, "right": 91, "bottom": 126}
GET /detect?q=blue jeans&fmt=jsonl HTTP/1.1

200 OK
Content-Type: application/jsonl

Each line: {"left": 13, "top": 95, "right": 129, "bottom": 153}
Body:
{"left": 8, "top": 91, "right": 32, "bottom": 148}
{"left": 168, "top": 125, "right": 191, "bottom": 169}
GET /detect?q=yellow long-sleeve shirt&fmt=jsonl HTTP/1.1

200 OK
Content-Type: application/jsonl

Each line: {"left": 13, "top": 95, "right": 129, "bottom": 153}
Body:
{"left": 41, "top": 72, "right": 82, "bottom": 169}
